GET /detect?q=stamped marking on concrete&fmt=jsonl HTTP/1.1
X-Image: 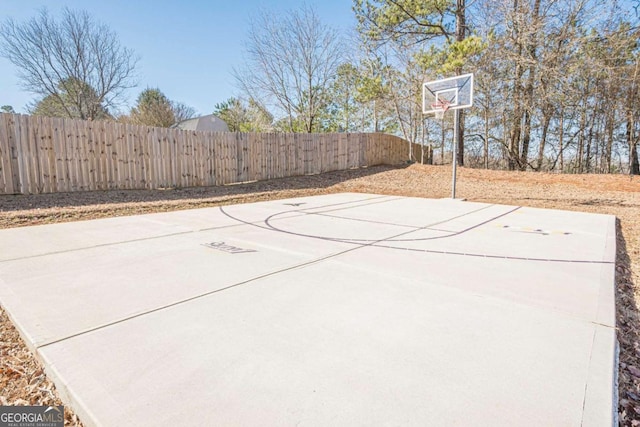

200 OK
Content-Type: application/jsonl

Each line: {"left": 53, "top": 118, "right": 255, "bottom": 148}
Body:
{"left": 203, "top": 241, "right": 258, "bottom": 254}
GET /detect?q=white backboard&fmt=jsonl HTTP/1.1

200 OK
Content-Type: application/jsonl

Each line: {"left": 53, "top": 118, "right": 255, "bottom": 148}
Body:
{"left": 423, "top": 73, "right": 474, "bottom": 115}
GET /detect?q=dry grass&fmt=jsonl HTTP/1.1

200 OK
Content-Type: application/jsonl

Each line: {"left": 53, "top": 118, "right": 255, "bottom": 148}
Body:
{"left": 1, "top": 163, "right": 639, "bottom": 426}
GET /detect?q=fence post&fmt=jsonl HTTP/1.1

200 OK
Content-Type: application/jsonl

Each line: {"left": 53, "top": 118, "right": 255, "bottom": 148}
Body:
{"left": 0, "top": 113, "right": 415, "bottom": 194}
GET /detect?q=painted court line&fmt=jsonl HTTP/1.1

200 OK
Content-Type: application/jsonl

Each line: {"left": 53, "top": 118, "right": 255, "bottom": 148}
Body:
{"left": 0, "top": 194, "right": 392, "bottom": 263}
{"left": 37, "top": 197, "right": 507, "bottom": 349}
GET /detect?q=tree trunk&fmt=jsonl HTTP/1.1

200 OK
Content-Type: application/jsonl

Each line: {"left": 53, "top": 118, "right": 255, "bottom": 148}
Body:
{"left": 484, "top": 107, "right": 490, "bottom": 169}
{"left": 520, "top": 108, "right": 532, "bottom": 170}
{"left": 519, "top": 0, "right": 540, "bottom": 171}
{"left": 558, "top": 109, "right": 565, "bottom": 173}
{"left": 508, "top": 0, "right": 523, "bottom": 171}
{"left": 628, "top": 109, "right": 640, "bottom": 175}
{"left": 455, "top": 0, "right": 466, "bottom": 167}
{"left": 604, "top": 105, "right": 615, "bottom": 172}
{"left": 536, "top": 110, "right": 551, "bottom": 171}
{"left": 576, "top": 99, "right": 588, "bottom": 173}
{"left": 508, "top": 89, "right": 523, "bottom": 170}
{"left": 502, "top": 112, "right": 509, "bottom": 168}
{"left": 631, "top": 140, "right": 640, "bottom": 175}
{"left": 307, "top": 74, "right": 314, "bottom": 133}
{"left": 441, "top": 120, "right": 446, "bottom": 165}
{"left": 629, "top": 57, "right": 639, "bottom": 175}
{"left": 585, "top": 119, "right": 594, "bottom": 173}
{"left": 422, "top": 119, "right": 433, "bottom": 165}
{"left": 373, "top": 100, "right": 379, "bottom": 132}
{"left": 457, "top": 110, "right": 465, "bottom": 166}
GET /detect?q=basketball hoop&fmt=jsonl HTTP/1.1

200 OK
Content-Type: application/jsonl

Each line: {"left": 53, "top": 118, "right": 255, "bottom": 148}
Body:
{"left": 422, "top": 73, "right": 474, "bottom": 200}
{"left": 430, "top": 101, "right": 451, "bottom": 120}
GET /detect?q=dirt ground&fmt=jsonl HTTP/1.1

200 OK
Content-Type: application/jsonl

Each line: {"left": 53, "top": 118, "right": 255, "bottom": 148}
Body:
{"left": 1, "top": 163, "right": 639, "bottom": 426}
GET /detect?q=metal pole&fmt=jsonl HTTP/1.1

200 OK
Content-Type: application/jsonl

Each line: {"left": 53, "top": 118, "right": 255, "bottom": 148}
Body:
{"left": 451, "top": 110, "right": 458, "bottom": 199}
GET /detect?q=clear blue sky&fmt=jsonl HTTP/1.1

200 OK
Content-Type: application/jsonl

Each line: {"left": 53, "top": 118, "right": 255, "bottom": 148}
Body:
{"left": 0, "top": 0, "right": 357, "bottom": 115}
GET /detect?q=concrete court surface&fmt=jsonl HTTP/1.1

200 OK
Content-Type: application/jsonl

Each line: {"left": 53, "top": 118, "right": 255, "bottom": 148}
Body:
{"left": 0, "top": 193, "right": 617, "bottom": 426}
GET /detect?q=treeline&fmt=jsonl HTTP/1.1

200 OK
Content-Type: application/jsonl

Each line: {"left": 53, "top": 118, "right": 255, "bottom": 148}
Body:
{"left": 2, "top": 3, "right": 638, "bottom": 173}
{"left": 226, "top": 1, "right": 640, "bottom": 174}
{"left": 466, "top": 0, "right": 640, "bottom": 174}
{"left": 350, "top": 0, "right": 640, "bottom": 174}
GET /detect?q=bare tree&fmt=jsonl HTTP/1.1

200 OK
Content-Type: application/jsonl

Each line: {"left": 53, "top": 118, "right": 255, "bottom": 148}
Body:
{"left": 172, "top": 102, "right": 196, "bottom": 125}
{"left": 626, "top": 49, "right": 640, "bottom": 175}
{"left": 0, "top": 8, "right": 138, "bottom": 120}
{"left": 234, "top": 5, "right": 344, "bottom": 133}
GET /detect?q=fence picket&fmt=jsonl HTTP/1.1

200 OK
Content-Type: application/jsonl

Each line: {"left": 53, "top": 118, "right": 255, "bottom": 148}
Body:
{"left": 0, "top": 114, "right": 15, "bottom": 193}
{"left": 0, "top": 113, "right": 411, "bottom": 194}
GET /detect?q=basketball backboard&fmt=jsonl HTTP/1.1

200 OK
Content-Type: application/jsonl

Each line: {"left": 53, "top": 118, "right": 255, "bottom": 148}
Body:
{"left": 423, "top": 73, "right": 474, "bottom": 115}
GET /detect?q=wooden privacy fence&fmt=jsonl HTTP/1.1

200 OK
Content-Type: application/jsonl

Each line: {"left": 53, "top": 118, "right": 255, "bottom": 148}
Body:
{"left": 0, "top": 113, "right": 418, "bottom": 195}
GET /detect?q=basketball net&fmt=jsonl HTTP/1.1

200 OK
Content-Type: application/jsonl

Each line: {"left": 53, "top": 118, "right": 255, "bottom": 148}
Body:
{"left": 431, "top": 101, "right": 450, "bottom": 120}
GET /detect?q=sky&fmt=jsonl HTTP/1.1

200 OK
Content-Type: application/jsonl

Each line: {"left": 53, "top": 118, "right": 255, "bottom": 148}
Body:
{"left": 0, "top": 0, "right": 357, "bottom": 115}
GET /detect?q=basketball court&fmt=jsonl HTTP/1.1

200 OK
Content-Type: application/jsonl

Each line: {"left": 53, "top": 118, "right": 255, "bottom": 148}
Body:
{"left": 0, "top": 193, "right": 617, "bottom": 426}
